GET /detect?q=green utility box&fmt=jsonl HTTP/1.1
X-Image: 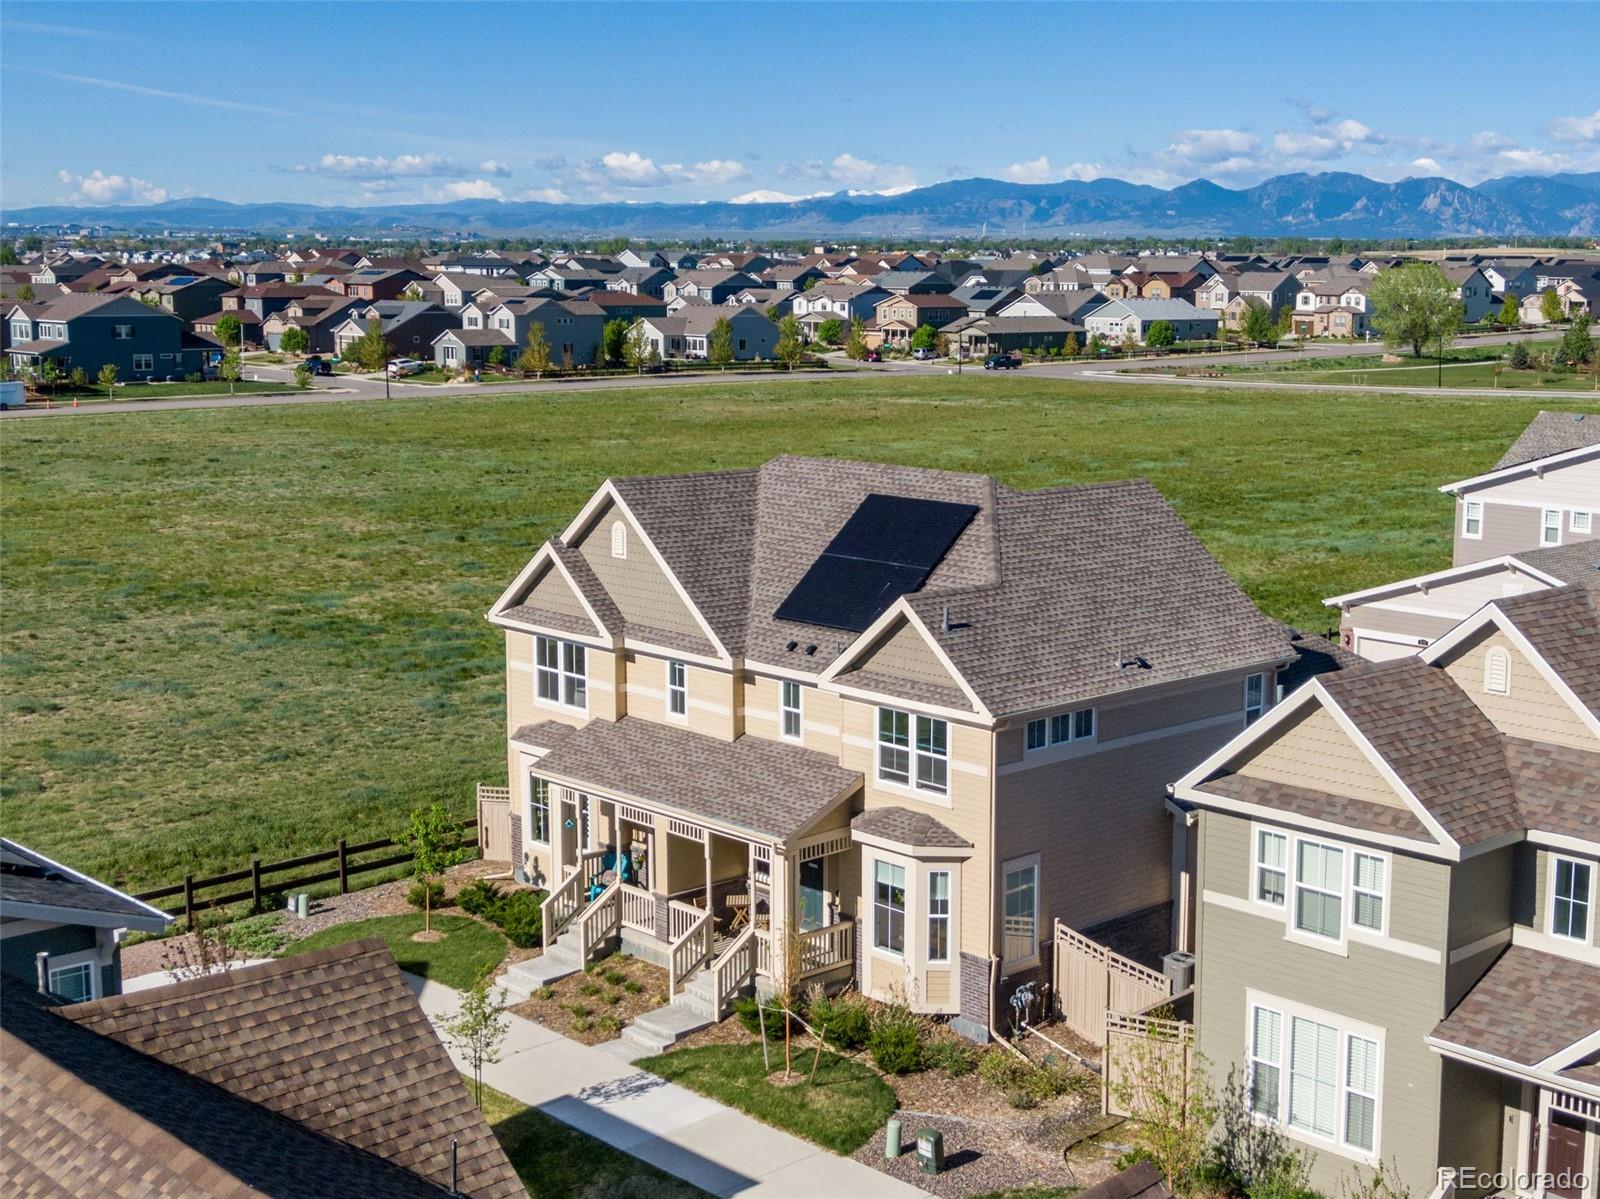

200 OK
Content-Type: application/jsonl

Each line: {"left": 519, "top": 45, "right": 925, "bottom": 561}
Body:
{"left": 916, "top": 1128, "right": 945, "bottom": 1175}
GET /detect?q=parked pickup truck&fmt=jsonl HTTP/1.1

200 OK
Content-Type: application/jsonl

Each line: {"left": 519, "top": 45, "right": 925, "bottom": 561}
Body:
{"left": 983, "top": 354, "right": 1021, "bottom": 370}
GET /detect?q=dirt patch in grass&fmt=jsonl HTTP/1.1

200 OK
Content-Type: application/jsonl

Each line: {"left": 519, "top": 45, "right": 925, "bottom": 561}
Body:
{"left": 511, "top": 950, "right": 669, "bottom": 1043}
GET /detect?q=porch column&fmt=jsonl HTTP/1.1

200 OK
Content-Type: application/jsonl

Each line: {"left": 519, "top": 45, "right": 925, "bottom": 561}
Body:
{"left": 703, "top": 835, "right": 713, "bottom": 911}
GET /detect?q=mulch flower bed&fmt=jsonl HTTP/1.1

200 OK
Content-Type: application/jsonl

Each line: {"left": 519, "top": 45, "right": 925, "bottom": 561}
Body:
{"left": 511, "top": 951, "right": 670, "bottom": 1044}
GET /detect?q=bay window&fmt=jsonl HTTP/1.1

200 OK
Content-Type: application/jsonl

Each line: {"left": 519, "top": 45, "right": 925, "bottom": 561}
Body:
{"left": 927, "top": 870, "right": 950, "bottom": 962}
{"left": 535, "top": 635, "right": 587, "bottom": 709}
{"left": 873, "top": 860, "right": 906, "bottom": 953}
{"left": 527, "top": 775, "right": 550, "bottom": 845}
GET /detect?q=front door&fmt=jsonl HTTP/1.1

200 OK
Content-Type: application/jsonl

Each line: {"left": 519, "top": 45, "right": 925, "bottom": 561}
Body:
{"left": 1545, "top": 1113, "right": 1590, "bottom": 1199}
{"left": 798, "top": 858, "right": 826, "bottom": 932}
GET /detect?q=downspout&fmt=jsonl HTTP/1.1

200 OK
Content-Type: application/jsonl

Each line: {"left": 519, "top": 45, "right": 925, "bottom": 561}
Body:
{"left": 985, "top": 720, "right": 1026, "bottom": 1058}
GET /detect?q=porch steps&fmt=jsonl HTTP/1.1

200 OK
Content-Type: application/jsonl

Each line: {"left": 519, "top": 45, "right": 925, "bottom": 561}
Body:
{"left": 618, "top": 964, "right": 723, "bottom": 1054}
{"left": 498, "top": 934, "right": 583, "bottom": 1003}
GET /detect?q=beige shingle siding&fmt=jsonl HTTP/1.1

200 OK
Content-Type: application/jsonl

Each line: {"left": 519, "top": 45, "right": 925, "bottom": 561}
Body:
{"left": 1233, "top": 702, "right": 1406, "bottom": 809}
{"left": 846, "top": 617, "right": 963, "bottom": 694}
{"left": 527, "top": 562, "right": 594, "bottom": 622}
{"left": 1441, "top": 626, "right": 1599, "bottom": 752}
{"left": 573, "top": 500, "right": 710, "bottom": 647}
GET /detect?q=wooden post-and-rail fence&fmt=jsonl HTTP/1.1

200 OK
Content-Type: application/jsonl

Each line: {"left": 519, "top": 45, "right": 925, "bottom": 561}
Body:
{"left": 134, "top": 820, "right": 480, "bottom": 929}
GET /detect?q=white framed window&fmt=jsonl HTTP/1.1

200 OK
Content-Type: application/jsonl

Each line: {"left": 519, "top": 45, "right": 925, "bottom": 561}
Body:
{"left": 1293, "top": 839, "right": 1344, "bottom": 941}
{"left": 667, "top": 659, "right": 687, "bottom": 717}
{"left": 927, "top": 870, "right": 950, "bottom": 962}
{"left": 1002, "top": 855, "right": 1039, "bottom": 965}
{"left": 1344, "top": 1035, "right": 1379, "bottom": 1153}
{"left": 1572, "top": 511, "right": 1593, "bottom": 535}
{"left": 535, "top": 635, "right": 587, "bottom": 709}
{"left": 1484, "top": 647, "right": 1511, "bottom": 695}
{"left": 1289, "top": 1015, "right": 1339, "bottom": 1139}
{"left": 1549, "top": 855, "right": 1593, "bottom": 942}
{"left": 132, "top": 353, "right": 153, "bottom": 372}
{"left": 780, "top": 680, "right": 802, "bottom": 740}
{"left": 876, "top": 707, "right": 948, "bottom": 795}
{"left": 1461, "top": 500, "right": 1482, "bottom": 539}
{"left": 610, "top": 519, "right": 628, "bottom": 559}
{"left": 1245, "top": 673, "right": 1266, "bottom": 725}
{"left": 873, "top": 859, "right": 906, "bottom": 954}
{"left": 1026, "top": 718, "right": 1047, "bottom": 751}
{"left": 1255, "top": 828, "right": 1288, "bottom": 907}
{"left": 527, "top": 774, "right": 551, "bottom": 845}
{"left": 48, "top": 958, "right": 97, "bottom": 1003}
{"left": 1250, "top": 998, "right": 1383, "bottom": 1160}
{"left": 1248, "top": 1005, "right": 1282, "bottom": 1119}
{"left": 1351, "top": 853, "right": 1386, "bottom": 933}
{"left": 1542, "top": 507, "right": 1562, "bottom": 547}
{"left": 113, "top": 324, "right": 133, "bottom": 340}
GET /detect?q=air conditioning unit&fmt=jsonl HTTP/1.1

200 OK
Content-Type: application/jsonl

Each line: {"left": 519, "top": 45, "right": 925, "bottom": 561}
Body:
{"left": 1163, "top": 950, "right": 1196, "bottom": 993}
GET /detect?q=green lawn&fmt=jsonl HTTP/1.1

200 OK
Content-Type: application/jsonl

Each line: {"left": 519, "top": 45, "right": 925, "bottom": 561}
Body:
{"left": 37, "top": 380, "right": 293, "bottom": 403}
{"left": 1221, "top": 360, "right": 1596, "bottom": 392}
{"left": 2, "top": 377, "right": 1595, "bottom": 889}
{"left": 476, "top": 1080, "right": 709, "bottom": 1199}
{"left": 638, "top": 1042, "right": 897, "bottom": 1154}
{"left": 284, "top": 914, "right": 506, "bottom": 988}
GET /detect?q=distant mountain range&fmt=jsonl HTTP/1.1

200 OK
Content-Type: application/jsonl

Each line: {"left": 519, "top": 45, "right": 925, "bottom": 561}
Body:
{"left": 8, "top": 171, "right": 1600, "bottom": 239}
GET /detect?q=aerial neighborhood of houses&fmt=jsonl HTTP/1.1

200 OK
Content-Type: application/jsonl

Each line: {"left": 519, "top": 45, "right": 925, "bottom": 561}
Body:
{"left": 7, "top": 239, "right": 1600, "bottom": 384}
{"left": 2, "top": 238, "right": 1598, "bottom": 1198}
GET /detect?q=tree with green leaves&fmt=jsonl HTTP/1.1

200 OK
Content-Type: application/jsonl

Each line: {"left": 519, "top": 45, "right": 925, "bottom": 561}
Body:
{"left": 1557, "top": 312, "right": 1593, "bottom": 366}
{"left": 402, "top": 282, "right": 427, "bottom": 301}
{"left": 279, "top": 324, "right": 310, "bottom": 356}
{"left": 816, "top": 318, "right": 843, "bottom": 346}
{"left": 1540, "top": 288, "right": 1564, "bottom": 324}
{"left": 845, "top": 317, "right": 869, "bottom": 360}
{"left": 220, "top": 346, "right": 242, "bottom": 395}
{"left": 213, "top": 313, "right": 242, "bottom": 351}
{"left": 69, "top": 366, "right": 89, "bottom": 390}
{"left": 354, "top": 318, "right": 392, "bottom": 372}
{"left": 1368, "top": 262, "right": 1462, "bottom": 357}
{"left": 775, "top": 315, "right": 806, "bottom": 369}
{"left": 1499, "top": 293, "right": 1520, "bottom": 326}
{"left": 399, "top": 801, "right": 463, "bottom": 935}
{"left": 1239, "top": 299, "right": 1277, "bottom": 346}
{"left": 623, "top": 321, "right": 651, "bottom": 372}
{"left": 140, "top": 292, "right": 162, "bottom": 308}
{"left": 96, "top": 363, "right": 117, "bottom": 399}
{"left": 909, "top": 323, "right": 938, "bottom": 352}
{"left": 1508, "top": 341, "right": 1531, "bottom": 370}
{"left": 602, "top": 318, "right": 629, "bottom": 366}
{"left": 1109, "top": 1017, "right": 1215, "bottom": 1197}
{"left": 0, "top": 245, "right": 17, "bottom": 265}
{"left": 518, "top": 321, "right": 551, "bottom": 376}
{"left": 708, "top": 316, "right": 735, "bottom": 366}
{"left": 444, "top": 978, "right": 510, "bottom": 1108}
{"left": 293, "top": 363, "right": 313, "bottom": 389}
{"left": 1144, "top": 319, "right": 1176, "bottom": 347}
{"left": 16, "top": 283, "right": 34, "bottom": 303}
{"left": 38, "top": 358, "right": 61, "bottom": 399}
{"left": 486, "top": 343, "right": 506, "bottom": 369}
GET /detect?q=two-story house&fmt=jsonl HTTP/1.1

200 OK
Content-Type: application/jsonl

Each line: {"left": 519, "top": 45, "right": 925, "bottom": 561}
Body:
{"left": 662, "top": 270, "right": 762, "bottom": 306}
{"left": 1326, "top": 411, "right": 1600, "bottom": 660}
{"left": 1172, "top": 582, "right": 1599, "bottom": 1199}
{"left": 631, "top": 305, "right": 778, "bottom": 361}
{"left": 329, "top": 301, "right": 457, "bottom": 360}
{"left": 1081, "top": 299, "right": 1220, "bottom": 345}
{"left": 484, "top": 458, "right": 1294, "bottom": 1042}
{"left": 1291, "top": 275, "right": 1374, "bottom": 338}
{"left": 870, "top": 293, "right": 969, "bottom": 347}
{"left": 5, "top": 293, "right": 203, "bottom": 380}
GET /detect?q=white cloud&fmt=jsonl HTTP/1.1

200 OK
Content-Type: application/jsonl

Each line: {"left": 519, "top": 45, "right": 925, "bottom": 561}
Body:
{"left": 1272, "top": 130, "right": 1343, "bottom": 160}
{"left": 1329, "top": 119, "right": 1381, "bottom": 145}
{"left": 680, "top": 159, "right": 746, "bottom": 186}
{"left": 1165, "top": 129, "right": 1261, "bottom": 165}
{"left": 515, "top": 187, "right": 570, "bottom": 204}
{"left": 1548, "top": 110, "right": 1600, "bottom": 145}
{"left": 779, "top": 153, "right": 918, "bottom": 192}
{"left": 573, "top": 151, "right": 747, "bottom": 189}
{"left": 431, "top": 179, "right": 504, "bottom": 201}
{"left": 1004, "top": 156, "right": 1055, "bottom": 184}
{"left": 1410, "top": 157, "right": 1445, "bottom": 175}
{"left": 478, "top": 159, "right": 513, "bottom": 177}
{"left": 57, "top": 168, "right": 167, "bottom": 204}
{"left": 297, "top": 153, "right": 470, "bottom": 179}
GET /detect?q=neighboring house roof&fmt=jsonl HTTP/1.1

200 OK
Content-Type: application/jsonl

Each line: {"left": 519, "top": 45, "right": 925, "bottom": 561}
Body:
{"left": 1, "top": 940, "right": 522, "bottom": 1198}
{"left": 532, "top": 716, "right": 863, "bottom": 841}
{"left": 438, "top": 328, "right": 516, "bottom": 347}
{"left": 0, "top": 839, "right": 170, "bottom": 933}
{"left": 851, "top": 807, "right": 971, "bottom": 848}
{"left": 1491, "top": 582, "right": 1600, "bottom": 714}
{"left": 1276, "top": 628, "right": 1362, "bottom": 695}
{"left": 1493, "top": 409, "right": 1600, "bottom": 470}
{"left": 1197, "top": 770, "right": 1430, "bottom": 838}
{"left": 1430, "top": 946, "right": 1600, "bottom": 1081}
{"left": 11, "top": 292, "right": 170, "bottom": 322}
{"left": 1086, "top": 299, "right": 1213, "bottom": 320}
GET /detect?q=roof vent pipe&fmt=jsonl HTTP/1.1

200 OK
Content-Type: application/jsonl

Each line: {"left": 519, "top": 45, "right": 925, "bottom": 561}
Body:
{"left": 942, "top": 605, "right": 951, "bottom": 634}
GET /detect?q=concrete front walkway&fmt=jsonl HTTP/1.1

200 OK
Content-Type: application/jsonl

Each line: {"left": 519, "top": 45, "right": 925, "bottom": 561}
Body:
{"left": 410, "top": 976, "right": 929, "bottom": 1199}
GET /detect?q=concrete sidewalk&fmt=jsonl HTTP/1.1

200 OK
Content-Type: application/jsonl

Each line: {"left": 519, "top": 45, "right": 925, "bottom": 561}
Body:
{"left": 410, "top": 976, "right": 928, "bottom": 1199}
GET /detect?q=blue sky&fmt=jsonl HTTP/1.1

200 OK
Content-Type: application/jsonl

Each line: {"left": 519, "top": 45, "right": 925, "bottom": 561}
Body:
{"left": 4, "top": 1, "right": 1598, "bottom": 209}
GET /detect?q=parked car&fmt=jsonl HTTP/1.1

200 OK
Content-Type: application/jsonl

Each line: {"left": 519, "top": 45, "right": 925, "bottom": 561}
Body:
{"left": 984, "top": 354, "right": 1021, "bottom": 370}
{"left": 911, "top": 346, "right": 938, "bottom": 361}
{"left": 386, "top": 358, "right": 424, "bottom": 377}
{"left": 304, "top": 357, "right": 333, "bottom": 377}
{"left": 864, "top": 349, "right": 883, "bottom": 362}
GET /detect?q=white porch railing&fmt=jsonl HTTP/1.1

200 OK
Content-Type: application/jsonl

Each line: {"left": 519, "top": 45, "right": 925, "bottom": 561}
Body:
{"left": 710, "top": 924, "right": 757, "bottom": 1019}
{"left": 668, "top": 907, "right": 713, "bottom": 994}
{"left": 575, "top": 879, "right": 621, "bottom": 965}
{"left": 797, "top": 919, "right": 854, "bottom": 978}
{"left": 755, "top": 928, "right": 772, "bottom": 977}
{"left": 618, "top": 884, "right": 657, "bottom": 934}
{"left": 668, "top": 898, "right": 703, "bottom": 941}
{"left": 541, "top": 870, "right": 583, "bottom": 950}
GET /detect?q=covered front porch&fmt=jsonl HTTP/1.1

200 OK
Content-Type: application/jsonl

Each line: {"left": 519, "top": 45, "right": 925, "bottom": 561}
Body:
{"left": 524, "top": 716, "right": 864, "bottom": 1018}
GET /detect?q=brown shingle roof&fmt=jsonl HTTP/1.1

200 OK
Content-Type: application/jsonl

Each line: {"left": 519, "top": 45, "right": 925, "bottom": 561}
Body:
{"left": 1432, "top": 946, "right": 1600, "bottom": 1070}
{"left": 852, "top": 806, "right": 971, "bottom": 848}
{"left": 532, "top": 716, "right": 861, "bottom": 841}
{"left": 1502, "top": 737, "right": 1600, "bottom": 840}
{"left": 1196, "top": 772, "right": 1429, "bottom": 839}
{"left": 1494, "top": 410, "right": 1600, "bottom": 470}
{"left": 1494, "top": 582, "right": 1600, "bottom": 714}
{"left": 56, "top": 940, "right": 523, "bottom": 1199}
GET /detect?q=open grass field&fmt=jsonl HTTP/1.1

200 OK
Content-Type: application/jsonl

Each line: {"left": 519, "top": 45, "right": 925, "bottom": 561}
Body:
{"left": 1227, "top": 359, "right": 1596, "bottom": 392}
{"left": 3, "top": 376, "right": 1595, "bottom": 891}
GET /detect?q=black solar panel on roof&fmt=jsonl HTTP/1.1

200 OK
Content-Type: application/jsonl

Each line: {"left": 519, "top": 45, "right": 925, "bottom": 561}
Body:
{"left": 774, "top": 494, "right": 978, "bottom": 632}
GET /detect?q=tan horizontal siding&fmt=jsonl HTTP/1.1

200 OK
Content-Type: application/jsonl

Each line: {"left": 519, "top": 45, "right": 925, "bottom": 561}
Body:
{"left": 573, "top": 500, "right": 707, "bottom": 641}
{"left": 1234, "top": 702, "right": 1405, "bottom": 808}
{"left": 1440, "top": 627, "right": 1599, "bottom": 751}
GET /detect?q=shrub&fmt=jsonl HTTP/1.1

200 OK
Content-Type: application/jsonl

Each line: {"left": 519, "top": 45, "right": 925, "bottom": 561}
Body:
{"left": 578, "top": 980, "right": 602, "bottom": 996}
{"left": 623, "top": 980, "right": 644, "bottom": 994}
{"left": 534, "top": 986, "right": 555, "bottom": 1001}
{"left": 567, "top": 1003, "right": 592, "bottom": 1019}
{"left": 810, "top": 991, "right": 872, "bottom": 1051}
{"left": 923, "top": 1034, "right": 978, "bottom": 1077}
{"left": 733, "top": 996, "right": 796, "bottom": 1039}
{"left": 407, "top": 880, "right": 445, "bottom": 911}
{"left": 868, "top": 1003, "right": 925, "bottom": 1074}
{"left": 488, "top": 889, "right": 544, "bottom": 948}
{"left": 977, "top": 1049, "right": 1084, "bottom": 1106}
{"left": 456, "top": 878, "right": 501, "bottom": 916}
{"left": 602, "top": 968, "right": 626, "bottom": 986}
{"left": 598, "top": 1014, "right": 622, "bottom": 1035}
{"left": 604, "top": 991, "right": 624, "bottom": 1005}
{"left": 223, "top": 912, "right": 292, "bottom": 956}
{"left": 1508, "top": 342, "right": 1530, "bottom": 369}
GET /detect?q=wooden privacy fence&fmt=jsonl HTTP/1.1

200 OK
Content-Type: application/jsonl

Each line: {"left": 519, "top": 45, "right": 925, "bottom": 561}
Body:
{"left": 477, "top": 784, "right": 511, "bottom": 861}
{"left": 134, "top": 820, "right": 479, "bottom": 928}
{"left": 1103, "top": 1010, "right": 1195, "bottom": 1119}
{"left": 1052, "top": 920, "right": 1174, "bottom": 1042}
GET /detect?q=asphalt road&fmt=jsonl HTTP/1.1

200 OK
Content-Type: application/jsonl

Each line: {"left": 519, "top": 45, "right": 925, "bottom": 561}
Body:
{"left": 3, "top": 329, "right": 1592, "bottom": 419}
